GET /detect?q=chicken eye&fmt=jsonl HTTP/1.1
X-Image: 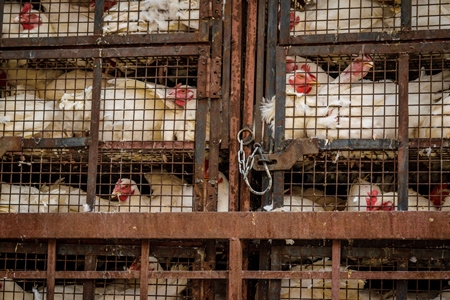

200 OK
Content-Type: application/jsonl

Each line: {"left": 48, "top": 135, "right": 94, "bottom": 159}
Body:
{"left": 122, "top": 184, "right": 130, "bottom": 189}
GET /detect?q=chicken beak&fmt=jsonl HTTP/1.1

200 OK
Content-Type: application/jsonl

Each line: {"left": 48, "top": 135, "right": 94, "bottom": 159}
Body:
{"left": 110, "top": 192, "right": 120, "bottom": 202}
{"left": 309, "top": 80, "right": 320, "bottom": 87}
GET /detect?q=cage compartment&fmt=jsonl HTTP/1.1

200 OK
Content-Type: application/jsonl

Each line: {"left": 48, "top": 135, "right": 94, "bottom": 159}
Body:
{"left": 281, "top": 0, "right": 450, "bottom": 40}
{"left": 0, "top": 239, "right": 215, "bottom": 299}
{"left": 1, "top": 0, "right": 202, "bottom": 43}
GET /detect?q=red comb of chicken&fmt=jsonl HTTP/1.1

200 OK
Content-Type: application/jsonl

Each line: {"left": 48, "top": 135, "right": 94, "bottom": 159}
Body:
{"left": 365, "top": 190, "right": 379, "bottom": 211}
{"left": 289, "top": 11, "right": 300, "bottom": 30}
{"left": 430, "top": 183, "right": 449, "bottom": 207}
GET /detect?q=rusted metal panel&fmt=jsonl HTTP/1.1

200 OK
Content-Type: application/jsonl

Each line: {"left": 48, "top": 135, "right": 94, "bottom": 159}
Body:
{"left": 1, "top": 212, "right": 450, "bottom": 239}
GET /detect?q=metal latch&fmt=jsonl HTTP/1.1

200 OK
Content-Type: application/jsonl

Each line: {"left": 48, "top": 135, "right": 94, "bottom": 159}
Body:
{"left": 252, "top": 138, "right": 319, "bottom": 171}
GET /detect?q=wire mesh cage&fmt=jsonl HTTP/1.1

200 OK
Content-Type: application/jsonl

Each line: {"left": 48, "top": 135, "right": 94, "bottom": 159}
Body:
{"left": 288, "top": 0, "right": 450, "bottom": 34}
{"left": 1, "top": 0, "right": 201, "bottom": 40}
{"left": 0, "top": 239, "right": 221, "bottom": 300}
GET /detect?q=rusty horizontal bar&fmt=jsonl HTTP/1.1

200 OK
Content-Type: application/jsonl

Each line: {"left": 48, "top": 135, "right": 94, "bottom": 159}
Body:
{"left": 0, "top": 271, "right": 228, "bottom": 280}
{"left": 0, "top": 33, "right": 202, "bottom": 48}
{"left": 287, "top": 40, "right": 450, "bottom": 56}
{"left": 0, "top": 45, "right": 205, "bottom": 60}
{"left": 243, "top": 271, "right": 450, "bottom": 280}
{"left": 1, "top": 212, "right": 450, "bottom": 240}
{"left": 287, "top": 30, "right": 450, "bottom": 46}
{"left": 2, "top": 270, "right": 450, "bottom": 281}
{"left": 99, "top": 141, "right": 195, "bottom": 150}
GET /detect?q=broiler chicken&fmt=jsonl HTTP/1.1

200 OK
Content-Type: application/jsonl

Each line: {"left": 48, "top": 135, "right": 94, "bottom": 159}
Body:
{"left": 109, "top": 178, "right": 153, "bottom": 212}
{"left": 290, "top": 0, "right": 392, "bottom": 35}
{"left": 161, "top": 84, "right": 209, "bottom": 141}
{"left": 12, "top": 3, "right": 56, "bottom": 37}
{"left": 416, "top": 93, "right": 450, "bottom": 139}
{"left": 348, "top": 178, "right": 437, "bottom": 211}
{"left": 38, "top": 0, "right": 94, "bottom": 36}
{"left": 263, "top": 195, "right": 324, "bottom": 212}
{"left": 0, "top": 183, "right": 42, "bottom": 213}
{"left": 41, "top": 70, "right": 113, "bottom": 101}
{"left": 280, "top": 258, "right": 365, "bottom": 299}
{"left": 261, "top": 54, "right": 374, "bottom": 140}
{"left": 0, "top": 93, "right": 58, "bottom": 138}
{"left": 390, "top": 0, "right": 450, "bottom": 31}
{"left": 102, "top": 0, "right": 199, "bottom": 35}
{"left": 308, "top": 69, "right": 450, "bottom": 140}
{"left": 59, "top": 78, "right": 166, "bottom": 141}
{"left": 39, "top": 178, "right": 119, "bottom": 212}
{"left": 144, "top": 169, "right": 229, "bottom": 212}
{"left": 0, "top": 278, "right": 35, "bottom": 300}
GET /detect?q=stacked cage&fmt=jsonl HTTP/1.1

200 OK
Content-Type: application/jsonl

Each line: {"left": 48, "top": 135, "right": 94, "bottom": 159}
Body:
{"left": 0, "top": 0, "right": 229, "bottom": 298}
{"left": 250, "top": 0, "right": 450, "bottom": 299}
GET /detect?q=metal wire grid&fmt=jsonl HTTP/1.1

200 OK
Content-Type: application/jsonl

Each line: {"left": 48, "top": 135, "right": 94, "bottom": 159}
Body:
{"left": 0, "top": 0, "right": 203, "bottom": 43}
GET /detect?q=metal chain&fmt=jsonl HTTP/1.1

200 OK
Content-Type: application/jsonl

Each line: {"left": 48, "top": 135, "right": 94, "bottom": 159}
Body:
{"left": 237, "top": 129, "right": 272, "bottom": 195}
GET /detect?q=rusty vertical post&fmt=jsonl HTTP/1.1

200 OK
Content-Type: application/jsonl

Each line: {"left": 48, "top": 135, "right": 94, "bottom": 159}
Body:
{"left": 85, "top": 57, "right": 102, "bottom": 211}
{"left": 397, "top": 53, "right": 409, "bottom": 211}
{"left": 332, "top": 240, "right": 342, "bottom": 300}
{"left": 240, "top": 0, "right": 258, "bottom": 212}
{"left": 228, "top": 238, "right": 243, "bottom": 299}
{"left": 83, "top": 255, "right": 96, "bottom": 300}
{"left": 229, "top": 0, "right": 244, "bottom": 212}
{"left": 46, "top": 239, "right": 56, "bottom": 300}
{"left": 139, "top": 240, "right": 150, "bottom": 300}
{"left": 397, "top": 52, "right": 410, "bottom": 300}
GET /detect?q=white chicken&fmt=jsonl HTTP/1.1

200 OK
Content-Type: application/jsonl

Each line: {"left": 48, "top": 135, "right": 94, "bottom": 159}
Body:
{"left": 35, "top": 283, "right": 106, "bottom": 300}
{"left": 59, "top": 78, "right": 166, "bottom": 141}
{"left": 101, "top": 256, "right": 188, "bottom": 299}
{"left": 416, "top": 93, "right": 450, "bottom": 139}
{"left": 307, "top": 69, "right": 450, "bottom": 140}
{"left": 38, "top": 178, "right": 119, "bottom": 213}
{"left": 347, "top": 178, "right": 437, "bottom": 211}
{"left": 289, "top": 0, "right": 392, "bottom": 35}
{"left": 12, "top": 3, "right": 56, "bottom": 37}
{"left": 40, "top": 70, "right": 113, "bottom": 101}
{"left": 0, "top": 93, "right": 58, "bottom": 138}
{"left": 102, "top": 0, "right": 198, "bottom": 35}
{"left": 38, "top": 0, "right": 94, "bottom": 36}
{"left": 109, "top": 178, "right": 153, "bottom": 212}
{"left": 144, "top": 169, "right": 229, "bottom": 212}
{"left": 161, "top": 84, "right": 209, "bottom": 141}
{"left": 263, "top": 195, "right": 324, "bottom": 212}
{"left": 280, "top": 258, "right": 365, "bottom": 299}
{"left": 390, "top": 0, "right": 450, "bottom": 31}
{"left": 0, "top": 183, "right": 42, "bottom": 213}
{"left": 4, "top": 67, "right": 64, "bottom": 94}
{"left": 0, "top": 278, "right": 34, "bottom": 300}
{"left": 261, "top": 54, "right": 374, "bottom": 140}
